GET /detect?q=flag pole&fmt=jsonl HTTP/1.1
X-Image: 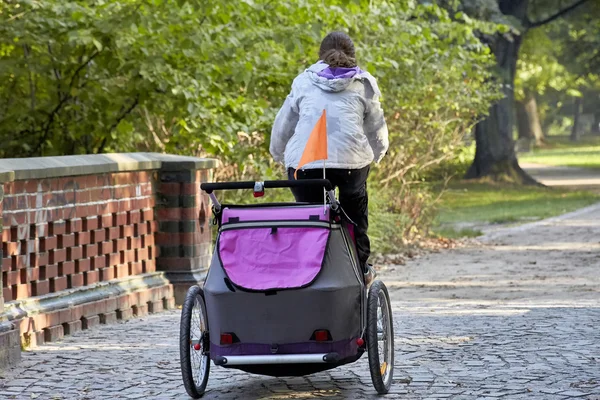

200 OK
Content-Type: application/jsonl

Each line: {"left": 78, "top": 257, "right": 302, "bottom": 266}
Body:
{"left": 323, "top": 159, "right": 326, "bottom": 214}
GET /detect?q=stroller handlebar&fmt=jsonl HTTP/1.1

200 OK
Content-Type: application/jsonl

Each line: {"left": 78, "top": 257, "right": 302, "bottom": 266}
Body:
{"left": 200, "top": 179, "right": 333, "bottom": 194}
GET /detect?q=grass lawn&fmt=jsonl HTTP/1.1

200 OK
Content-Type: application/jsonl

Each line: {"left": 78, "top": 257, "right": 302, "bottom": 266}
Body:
{"left": 432, "top": 181, "right": 600, "bottom": 238}
{"left": 519, "top": 135, "right": 600, "bottom": 169}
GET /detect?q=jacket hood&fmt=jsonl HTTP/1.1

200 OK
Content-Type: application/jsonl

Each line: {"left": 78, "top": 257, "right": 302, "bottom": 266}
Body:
{"left": 306, "top": 62, "right": 365, "bottom": 92}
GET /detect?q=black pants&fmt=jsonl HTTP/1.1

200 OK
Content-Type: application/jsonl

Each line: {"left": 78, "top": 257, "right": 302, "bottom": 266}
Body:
{"left": 288, "top": 167, "right": 370, "bottom": 271}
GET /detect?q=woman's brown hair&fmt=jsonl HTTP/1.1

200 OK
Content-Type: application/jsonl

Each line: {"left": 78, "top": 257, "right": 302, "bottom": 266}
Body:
{"left": 319, "top": 31, "right": 357, "bottom": 68}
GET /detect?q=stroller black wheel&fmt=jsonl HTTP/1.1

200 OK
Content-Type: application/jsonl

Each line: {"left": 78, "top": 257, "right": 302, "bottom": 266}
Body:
{"left": 180, "top": 285, "right": 210, "bottom": 398}
{"left": 366, "top": 280, "right": 394, "bottom": 394}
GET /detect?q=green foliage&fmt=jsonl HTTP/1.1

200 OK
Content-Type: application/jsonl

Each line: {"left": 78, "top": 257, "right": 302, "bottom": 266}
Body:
{"left": 0, "top": 0, "right": 505, "bottom": 249}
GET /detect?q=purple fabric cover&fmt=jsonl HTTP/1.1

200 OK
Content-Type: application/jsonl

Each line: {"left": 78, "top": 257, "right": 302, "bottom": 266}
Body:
{"left": 317, "top": 66, "right": 364, "bottom": 79}
{"left": 211, "top": 338, "right": 359, "bottom": 360}
{"left": 222, "top": 206, "right": 330, "bottom": 223}
{"left": 219, "top": 227, "right": 329, "bottom": 291}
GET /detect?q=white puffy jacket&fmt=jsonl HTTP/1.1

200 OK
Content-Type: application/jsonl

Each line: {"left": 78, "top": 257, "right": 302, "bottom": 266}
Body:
{"left": 270, "top": 61, "right": 389, "bottom": 170}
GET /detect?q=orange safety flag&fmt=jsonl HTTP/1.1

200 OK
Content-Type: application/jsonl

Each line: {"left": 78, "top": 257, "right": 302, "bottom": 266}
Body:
{"left": 294, "top": 109, "right": 328, "bottom": 179}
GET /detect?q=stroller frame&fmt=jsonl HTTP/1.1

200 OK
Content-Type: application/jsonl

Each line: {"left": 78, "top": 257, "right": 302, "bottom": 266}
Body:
{"left": 179, "top": 179, "right": 394, "bottom": 398}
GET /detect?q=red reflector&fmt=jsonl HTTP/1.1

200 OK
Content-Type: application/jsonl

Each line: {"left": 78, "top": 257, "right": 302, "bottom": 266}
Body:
{"left": 315, "top": 330, "right": 329, "bottom": 342}
{"left": 220, "top": 333, "right": 233, "bottom": 345}
{"left": 356, "top": 338, "right": 365, "bottom": 347}
{"left": 253, "top": 191, "right": 264, "bottom": 198}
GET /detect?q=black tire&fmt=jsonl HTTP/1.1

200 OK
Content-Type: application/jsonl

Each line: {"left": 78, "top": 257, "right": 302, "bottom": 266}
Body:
{"left": 180, "top": 285, "right": 210, "bottom": 398}
{"left": 366, "top": 280, "right": 394, "bottom": 395}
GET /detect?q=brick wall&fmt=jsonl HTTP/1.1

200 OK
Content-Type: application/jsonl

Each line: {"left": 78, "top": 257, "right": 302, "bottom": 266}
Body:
{"left": 0, "top": 153, "right": 217, "bottom": 370}
{"left": 2, "top": 171, "right": 157, "bottom": 302}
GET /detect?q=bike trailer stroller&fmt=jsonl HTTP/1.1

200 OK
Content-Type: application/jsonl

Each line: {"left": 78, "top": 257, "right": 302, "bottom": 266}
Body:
{"left": 179, "top": 179, "right": 394, "bottom": 398}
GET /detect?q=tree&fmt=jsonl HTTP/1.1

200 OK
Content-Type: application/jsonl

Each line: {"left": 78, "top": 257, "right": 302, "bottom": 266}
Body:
{"left": 459, "top": 0, "right": 591, "bottom": 183}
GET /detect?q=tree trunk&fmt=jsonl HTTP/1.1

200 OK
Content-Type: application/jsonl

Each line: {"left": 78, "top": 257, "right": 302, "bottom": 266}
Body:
{"left": 517, "top": 95, "right": 545, "bottom": 147}
{"left": 465, "top": 28, "right": 537, "bottom": 183}
{"left": 465, "top": 0, "right": 537, "bottom": 184}
{"left": 592, "top": 111, "right": 600, "bottom": 135}
{"left": 570, "top": 97, "right": 583, "bottom": 141}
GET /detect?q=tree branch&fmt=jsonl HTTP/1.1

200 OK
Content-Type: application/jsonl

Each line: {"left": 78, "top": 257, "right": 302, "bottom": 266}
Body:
{"left": 528, "top": 0, "right": 589, "bottom": 28}
{"left": 97, "top": 95, "right": 141, "bottom": 154}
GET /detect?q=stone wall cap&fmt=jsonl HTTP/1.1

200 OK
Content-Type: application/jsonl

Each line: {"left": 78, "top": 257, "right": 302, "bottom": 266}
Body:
{"left": 0, "top": 153, "right": 219, "bottom": 182}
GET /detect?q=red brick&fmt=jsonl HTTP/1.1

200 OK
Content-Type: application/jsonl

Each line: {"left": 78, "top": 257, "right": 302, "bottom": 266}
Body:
{"left": 99, "top": 241, "right": 113, "bottom": 255}
{"left": 50, "top": 276, "right": 68, "bottom": 292}
{"left": 59, "top": 261, "right": 75, "bottom": 276}
{"left": 76, "top": 205, "right": 89, "bottom": 218}
{"left": 100, "top": 311, "right": 118, "bottom": 324}
{"left": 63, "top": 320, "right": 82, "bottom": 335}
{"left": 91, "top": 229, "right": 105, "bottom": 243}
{"left": 3, "top": 241, "right": 19, "bottom": 257}
{"left": 156, "top": 232, "right": 178, "bottom": 246}
{"left": 91, "top": 255, "right": 106, "bottom": 270}
{"left": 20, "top": 267, "right": 39, "bottom": 283}
{"left": 114, "top": 264, "right": 129, "bottom": 279}
{"left": 120, "top": 225, "right": 134, "bottom": 238}
{"left": 45, "top": 311, "right": 62, "bottom": 329}
{"left": 116, "top": 295, "right": 131, "bottom": 310}
{"left": 76, "top": 258, "right": 91, "bottom": 273}
{"left": 99, "top": 267, "right": 114, "bottom": 281}
{"left": 50, "top": 248, "right": 67, "bottom": 264}
{"left": 29, "top": 252, "right": 48, "bottom": 268}
{"left": 31, "top": 279, "right": 50, "bottom": 296}
{"left": 76, "top": 231, "right": 90, "bottom": 246}
{"left": 106, "top": 252, "right": 120, "bottom": 267}
{"left": 67, "top": 218, "right": 83, "bottom": 233}
{"left": 44, "top": 325, "right": 65, "bottom": 342}
{"left": 129, "top": 261, "right": 144, "bottom": 276}
{"left": 67, "top": 246, "right": 83, "bottom": 261}
{"left": 5, "top": 270, "right": 19, "bottom": 286}
{"left": 2, "top": 286, "right": 12, "bottom": 302}
{"left": 143, "top": 259, "right": 156, "bottom": 273}
{"left": 135, "top": 223, "right": 148, "bottom": 237}
{"left": 156, "top": 208, "right": 181, "bottom": 221}
{"left": 100, "top": 214, "right": 114, "bottom": 228}
{"left": 49, "top": 221, "right": 66, "bottom": 236}
{"left": 106, "top": 227, "right": 120, "bottom": 240}
{"left": 127, "top": 210, "right": 141, "bottom": 224}
{"left": 14, "top": 283, "right": 31, "bottom": 299}
{"left": 164, "top": 297, "right": 176, "bottom": 310}
{"left": 82, "top": 315, "right": 100, "bottom": 330}
{"left": 148, "top": 221, "right": 159, "bottom": 233}
{"left": 142, "top": 234, "right": 155, "bottom": 248}
{"left": 83, "top": 244, "right": 98, "bottom": 258}
{"left": 58, "top": 233, "right": 76, "bottom": 248}
{"left": 105, "top": 297, "right": 118, "bottom": 312}
{"left": 84, "top": 270, "right": 99, "bottom": 285}
{"left": 68, "top": 272, "right": 85, "bottom": 288}
{"left": 115, "top": 212, "right": 128, "bottom": 226}
{"left": 2, "top": 257, "right": 11, "bottom": 272}
{"left": 114, "top": 238, "right": 127, "bottom": 252}
{"left": 40, "top": 264, "right": 59, "bottom": 280}
{"left": 147, "top": 246, "right": 156, "bottom": 259}
{"left": 116, "top": 308, "right": 133, "bottom": 321}
{"left": 133, "top": 304, "right": 148, "bottom": 317}
{"left": 127, "top": 236, "right": 142, "bottom": 250}
{"left": 135, "top": 248, "right": 149, "bottom": 262}
{"left": 148, "top": 300, "right": 164, "bottom": 314}
{"left": 118, "top": 199, "right": 133, "bottom": 212}
{"left": 121, "top": 250, "right": 136, "bottom": 264}
{"left": 83, "top": 216, "right": 99, "bottom": 231}
{"left": 39, "top": 236, "right": 58, "bottom": 252}
{"left": 104, "top": 201, "right": 118, "bottom": 214}
{"left": 141, "top": 208, "right": 154, "bottom": 222}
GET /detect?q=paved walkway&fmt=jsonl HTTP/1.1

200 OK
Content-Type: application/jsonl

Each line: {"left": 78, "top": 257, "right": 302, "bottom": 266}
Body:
{"left": 521, "top": 163, "right": 600, "bottom": 192}
{"left": 1, "top": 204, "right": 600, "bottom": 399}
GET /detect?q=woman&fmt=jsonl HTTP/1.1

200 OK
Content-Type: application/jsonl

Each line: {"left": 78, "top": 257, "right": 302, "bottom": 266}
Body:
{"left": 269, "top": 31, "right": 389, "bottom": 284}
